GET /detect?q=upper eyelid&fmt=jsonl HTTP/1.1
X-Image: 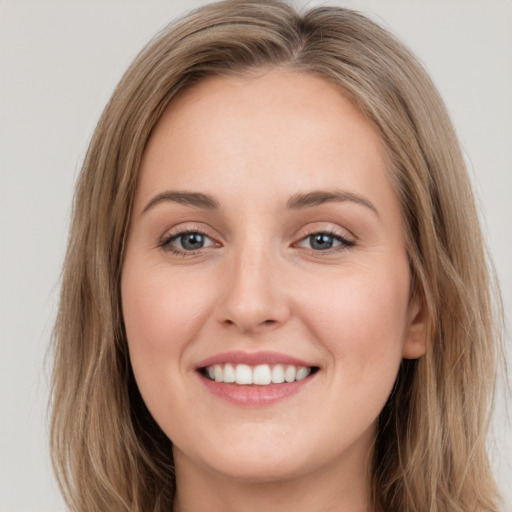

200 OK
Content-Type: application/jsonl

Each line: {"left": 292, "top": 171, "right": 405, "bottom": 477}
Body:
{"left": 295, "top": 232, "right": 355, "bottom": 250}
{"left": 294, "top": 224, "right": 356, "bottom": 243}
{"left": 300, "top": 231, "right": 351, "bottom": 242}
{"left": 160, "top": 222, "right": 218, "bottom": 240}
{"left": 168, "top": 231, "right": 214, "bottom": 242}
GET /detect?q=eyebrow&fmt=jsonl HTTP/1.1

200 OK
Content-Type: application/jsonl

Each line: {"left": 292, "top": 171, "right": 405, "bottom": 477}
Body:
{"left": 142, "top": 191, "right": 220, "bottom": 214}
{"left": 142, "top": 188, "right": 378, "bottom": 216}
{"left": 287, "top": 189, "right": 379, "bottom": 216}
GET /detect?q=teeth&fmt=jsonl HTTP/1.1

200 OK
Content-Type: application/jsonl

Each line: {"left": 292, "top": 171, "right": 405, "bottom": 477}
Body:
{"left": 224, "top": 363, "right": 235, "bottom": 383}
{"left": 296, "top": 366, "right": 310, "bottom": 381}
{"left": 271, "top": 365, "right": 285, "bottom": 383}
{"left": 235, "top": 364, "right": 252, "bottom": 385}
{"left": 253, "top": 364, "right": 272, "bottom": 385}
{"left": 284, "top": 365, "right": 296, "bottom": 383}
{"left": 204, "top": 363, "right": 313, "bottom": 385}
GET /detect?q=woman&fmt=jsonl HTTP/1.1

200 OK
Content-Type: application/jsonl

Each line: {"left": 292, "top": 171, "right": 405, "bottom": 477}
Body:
{"left": 50, "top": 1, "right": 504, "bottom": 510}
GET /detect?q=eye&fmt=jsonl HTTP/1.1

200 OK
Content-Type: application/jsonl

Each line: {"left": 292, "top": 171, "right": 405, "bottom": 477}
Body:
{"left": 161, "top": 231, "right": 216, "bottom": 254}
{"left": 297, "top": 232, "right": 355, "bottom": 251}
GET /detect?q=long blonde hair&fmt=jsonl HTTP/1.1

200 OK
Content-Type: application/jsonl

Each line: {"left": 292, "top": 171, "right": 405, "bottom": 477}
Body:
{"left": 50, "top": 1, "right": 503, "bottom": 510}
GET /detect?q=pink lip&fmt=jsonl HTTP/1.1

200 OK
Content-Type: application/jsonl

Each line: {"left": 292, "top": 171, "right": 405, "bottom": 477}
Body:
{"left": 198, "top": 373, "right": 317, "bottom": 407}
{"left": 195, "top": 350, "right": 316, "bottom": 369}
{"left": 194, "top": 351, "right": 319, "bottom": 407}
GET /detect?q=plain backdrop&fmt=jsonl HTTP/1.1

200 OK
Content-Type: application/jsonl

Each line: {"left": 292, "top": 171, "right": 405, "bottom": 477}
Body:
{"left": 0, "top": 1, "right": 511, "bottom": 511}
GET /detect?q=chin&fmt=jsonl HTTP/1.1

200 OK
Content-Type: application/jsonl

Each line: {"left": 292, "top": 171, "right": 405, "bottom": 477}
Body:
{"left": 202, "top": 454, "right": 312, "bottom": 484}
{"left": 173, "top": 428, "right": 317, "bottom": 483}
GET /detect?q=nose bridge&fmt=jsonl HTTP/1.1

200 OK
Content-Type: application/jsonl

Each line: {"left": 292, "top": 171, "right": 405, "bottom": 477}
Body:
{"left": 217, "top": 234, "right": 288, "bottom": 332}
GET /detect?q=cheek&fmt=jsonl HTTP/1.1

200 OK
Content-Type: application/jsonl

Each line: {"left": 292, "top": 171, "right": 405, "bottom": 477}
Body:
{"left": 121, "top": 262, "right": 219, "bottom": 432}
{"left": 122, "top": 264, "right": 210, "bottom": 348}
{"left": 121, "top": 262, "right": 217, "bottom": 399}
{"left": 299, "top": 263, "right": 410, "bottom": 378}
{"left": 310, "top": 269, "right": 410, "bottom": 434}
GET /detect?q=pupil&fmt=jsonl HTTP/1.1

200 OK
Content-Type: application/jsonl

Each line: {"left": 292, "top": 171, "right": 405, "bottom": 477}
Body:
{"left": 181, "top": 233, "right": 204, "bottom": 250}
{"left": 311, "top": 234, "right": 333, "bottom": 250}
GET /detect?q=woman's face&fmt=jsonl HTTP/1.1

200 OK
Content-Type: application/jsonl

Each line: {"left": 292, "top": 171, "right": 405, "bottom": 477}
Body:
{"left": 121, "top": 70, "right": 426, "bottom": 484}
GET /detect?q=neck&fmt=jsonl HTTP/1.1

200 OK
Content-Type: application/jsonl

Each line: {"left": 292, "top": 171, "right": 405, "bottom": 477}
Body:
{"left": 172, "top": 445, "right": 377, "bottom": 512}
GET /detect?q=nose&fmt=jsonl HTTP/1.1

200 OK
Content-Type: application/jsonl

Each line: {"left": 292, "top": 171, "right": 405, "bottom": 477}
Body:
{"left": 215, "top": 244, "right": 291, "bottom": 334}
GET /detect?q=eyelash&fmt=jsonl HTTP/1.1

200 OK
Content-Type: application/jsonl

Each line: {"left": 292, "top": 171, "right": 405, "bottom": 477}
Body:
{"left": 159, "top": 228, "right": 356, "bottom": 258}
{"left": 158, "top": 230, "right": 217, "bottom": 257}
{"left": 296, "top": 230, "right": 356, "bottom": 256}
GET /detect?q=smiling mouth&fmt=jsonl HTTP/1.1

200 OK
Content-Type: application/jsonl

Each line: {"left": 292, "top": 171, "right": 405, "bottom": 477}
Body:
{"left": 200, "top": 363, "right": 319, "bottom": 386}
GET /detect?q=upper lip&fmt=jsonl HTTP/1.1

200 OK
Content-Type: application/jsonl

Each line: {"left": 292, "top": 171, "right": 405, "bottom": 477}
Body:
{"left": 195, "top": 351, "right": 317, "bottom": 369}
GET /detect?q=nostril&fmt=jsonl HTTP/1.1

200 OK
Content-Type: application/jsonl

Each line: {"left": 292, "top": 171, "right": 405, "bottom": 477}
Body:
{"left": 222, "top": 317, "right": 278, "bottom": 330}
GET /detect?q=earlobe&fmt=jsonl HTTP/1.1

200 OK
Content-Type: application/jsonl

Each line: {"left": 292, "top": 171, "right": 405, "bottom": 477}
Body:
{"left": 402, "top": 291, "right": 428, "bottom": 359}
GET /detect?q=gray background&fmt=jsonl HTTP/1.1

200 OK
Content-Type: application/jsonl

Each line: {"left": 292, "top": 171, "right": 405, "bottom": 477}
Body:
{"left": 1, "top": 1, "right": 510, "bottom": 510}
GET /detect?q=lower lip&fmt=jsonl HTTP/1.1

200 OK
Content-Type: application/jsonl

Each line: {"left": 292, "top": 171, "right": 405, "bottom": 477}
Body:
{"left": 198, "top": 373, "right": 316, "bottom": 406}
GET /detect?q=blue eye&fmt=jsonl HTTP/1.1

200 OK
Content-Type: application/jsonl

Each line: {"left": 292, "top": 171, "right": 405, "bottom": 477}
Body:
{"left": 160, "top": 229, "right": 353, "bottom": 256}
{"left": 298, "top": 232, "right": 354, "bottom": 251}
{"left": 163, "top": 231, "right": 215, "bottom": 253}
{"left": 309, "top": 233, "right": 338, "bottom": 250}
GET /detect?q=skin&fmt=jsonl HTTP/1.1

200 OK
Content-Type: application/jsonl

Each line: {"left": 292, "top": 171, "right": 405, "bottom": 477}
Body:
{"left": 121, "top": 69, "right": 427, "bottom": 512}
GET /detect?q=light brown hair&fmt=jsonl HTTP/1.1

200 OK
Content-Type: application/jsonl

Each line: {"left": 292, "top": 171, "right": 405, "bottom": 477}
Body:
{"left": 50, "top": 1, "right": 503, "bottom": 510}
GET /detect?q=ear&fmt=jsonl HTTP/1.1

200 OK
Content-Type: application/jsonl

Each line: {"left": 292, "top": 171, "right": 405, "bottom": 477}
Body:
{"left": 402, "top": 290, "right": 428, "bottom": 359}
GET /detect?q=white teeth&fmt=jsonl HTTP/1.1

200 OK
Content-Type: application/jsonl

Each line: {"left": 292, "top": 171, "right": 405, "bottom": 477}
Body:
{"left": 223, "top": 363, "right": 235, "bottom": 383}
{"left": 204, "top": 363, "right": 314, "bottom": 385}
{"left": 296, "top": 366, "right": 311, "bottom": 381}
{"left": 235, "top": 364, "right": 252, "bottom": 385}
{"left": 271, "top": 364, "right": 285, "bottom": 383}
{"left": 214, "top": 364, "right": 223, "bottom": 382}
{"left": 284, "top": 365, "right": 296, "bottom": 383}
{"left": 253, "top": 364, "right": 272, "bottom": 385}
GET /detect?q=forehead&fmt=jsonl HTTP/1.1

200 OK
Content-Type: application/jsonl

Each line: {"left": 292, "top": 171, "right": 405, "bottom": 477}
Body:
{"left": 155, "top": 69, "right": 380, "bottom": 151}
{"left": 135, "top": 69, "right": 398, "bottom": 221}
